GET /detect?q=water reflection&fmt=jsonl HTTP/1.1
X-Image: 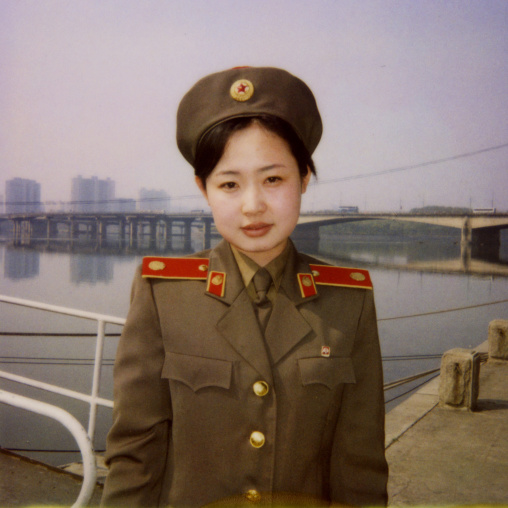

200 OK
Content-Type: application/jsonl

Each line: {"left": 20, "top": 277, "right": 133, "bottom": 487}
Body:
{"left": 1, "top": 232, "right": 215, "bottom": 283}
{"left": 70, "top": 254, "right": 114, "bottom": 284}
{"left": 4, "top": 248, "right": 40, "bottom": 279}
{"left": 3, "top": 229, "right": 508, "bottom": 280}
{"left": 312, "top": 234, "right": 508, "bottom": 277}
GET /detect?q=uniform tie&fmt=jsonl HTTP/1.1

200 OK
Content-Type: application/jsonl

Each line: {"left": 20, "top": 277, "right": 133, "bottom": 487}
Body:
{"left": 252, "top": 268, "right": 273, "bottom": 331}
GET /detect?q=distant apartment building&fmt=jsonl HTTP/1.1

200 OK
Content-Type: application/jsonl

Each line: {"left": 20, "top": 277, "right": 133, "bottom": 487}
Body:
{"left": 5, "top": 178, "right": 43, "bottom": 213}
{"left": 71, "top": 176, "right": 115, "bottom": 212}
{"left": 139, "top": 188, "right": 170, "bottom": 212}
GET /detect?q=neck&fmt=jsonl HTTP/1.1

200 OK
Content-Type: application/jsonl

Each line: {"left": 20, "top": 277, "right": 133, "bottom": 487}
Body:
{"left": 237, "top": 239, "right": 288, "bottom": 267}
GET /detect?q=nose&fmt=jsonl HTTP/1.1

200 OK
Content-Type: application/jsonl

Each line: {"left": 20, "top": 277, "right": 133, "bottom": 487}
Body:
{"left": 241, "top": 185, "right": 267, "bottom": 215}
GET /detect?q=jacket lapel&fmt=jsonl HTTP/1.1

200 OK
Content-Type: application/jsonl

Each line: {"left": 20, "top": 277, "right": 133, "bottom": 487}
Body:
{"left": 207, "top": 241, "right": 274, "bottom": 383}
{"left": 265, "top": 242, "right": 318, "bottom": 364}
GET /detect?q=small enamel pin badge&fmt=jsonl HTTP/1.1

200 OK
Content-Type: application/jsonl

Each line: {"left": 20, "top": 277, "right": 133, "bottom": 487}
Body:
{"left": 321, "top": 346, "right": 331, "bottom": 357}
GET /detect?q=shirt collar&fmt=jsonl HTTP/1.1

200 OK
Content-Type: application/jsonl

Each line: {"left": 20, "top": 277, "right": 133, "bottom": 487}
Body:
{"left": 231, "top": 242, "right": 290, "bottom": 290}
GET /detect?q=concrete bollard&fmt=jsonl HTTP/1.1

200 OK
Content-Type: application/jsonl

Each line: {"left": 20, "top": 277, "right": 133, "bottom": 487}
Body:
{"left": 438, "top": 348, "right": 481, "bottom": 410}
{"left": 488, "top": 319, "right": 508, "bottom": 361}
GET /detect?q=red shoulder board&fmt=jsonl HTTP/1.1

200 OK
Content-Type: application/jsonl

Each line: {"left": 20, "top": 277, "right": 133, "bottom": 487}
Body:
{"left": 142, "top": 257, "right": 209, "bottom": 279}
{"left": 309, "top": 264, "right": 373, "bottom": 290}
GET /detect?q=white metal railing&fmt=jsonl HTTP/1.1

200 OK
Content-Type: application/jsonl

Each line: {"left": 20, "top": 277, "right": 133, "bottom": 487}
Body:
{"left": 0, "top": 294, "right": 126, "bottom": 505}
{"left": 0, "top": 294, "right": 125, "bottom": 440}
{"left": 0, "top": 295, "right": 125, "bottom": 441}
{"left": 0, "top": 389, "right": 97, "bottom": 507}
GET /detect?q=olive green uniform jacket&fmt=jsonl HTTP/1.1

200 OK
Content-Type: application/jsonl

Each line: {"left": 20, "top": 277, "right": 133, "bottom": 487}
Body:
{"left": 102, "top": 240, "right": 388, "bottom": 506}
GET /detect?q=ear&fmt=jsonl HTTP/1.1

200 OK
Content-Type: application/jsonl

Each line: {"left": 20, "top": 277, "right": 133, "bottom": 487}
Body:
{"left": 195, "top": 176, "right": 208, "bottom": 202}
{"left": 301, "top": 166, "right": 311, "bottom": 194}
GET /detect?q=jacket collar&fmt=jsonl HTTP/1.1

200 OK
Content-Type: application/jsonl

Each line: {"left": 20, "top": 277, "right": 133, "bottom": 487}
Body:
{"left": 205, "top": 239, "right": 320, "bottom": 306}
{"left": 205, "top": 240, "right": 246, "bottom": 305}
{"left": 279, "top": 239, "right": 320, "bottom": 306}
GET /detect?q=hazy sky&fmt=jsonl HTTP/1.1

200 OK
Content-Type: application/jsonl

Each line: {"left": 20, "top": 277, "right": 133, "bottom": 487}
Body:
{"left": 1, "top": 0, "right": 507, "bottom": 212}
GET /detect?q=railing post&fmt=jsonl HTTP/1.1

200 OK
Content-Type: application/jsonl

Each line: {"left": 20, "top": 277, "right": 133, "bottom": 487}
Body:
{"left": 88, "top": 319, "right": 106, "bottom": 440}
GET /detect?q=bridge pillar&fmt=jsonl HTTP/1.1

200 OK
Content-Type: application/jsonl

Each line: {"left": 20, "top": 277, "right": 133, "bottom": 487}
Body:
{"left": 460, "top": 217, "right": 472, "bottom": 246}
{"left": 163, "top": 219, "right": 173, "bottom": 249}
{"left": 118, "top": 218, "right": 126, "bottom": 245}
{"left": 460, "top": 218, "right": 472, "bottom": 270}
{"left": 148, "top": 219, "right": 158, "bottom": 247}
{"left": 128, "top": 219, "right": 138, "bottom": 247}
{"left": 291, "top": 223, "right": 320, "bottom": 253}
{"left": 25, "top": 220, "right": 32, "bottom": 238}
{"left": 182, "top": 218, "right": 194, "bottom": 252}
{"left": 13, "top": 219, "right": 23, "bottom": 242}
{"left": 203, "top": 217, "right": 214, "bottom": 250}
{"left": 97, "top": 219, "right": 108, "bottom": 242}
{"left": 13, "top": 220, "right": 19, "bottom": 239}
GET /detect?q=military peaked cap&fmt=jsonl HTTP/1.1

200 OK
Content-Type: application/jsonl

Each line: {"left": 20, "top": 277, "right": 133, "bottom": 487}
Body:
{"left": 176, "top": 66, "right": 323, "bottom": 166}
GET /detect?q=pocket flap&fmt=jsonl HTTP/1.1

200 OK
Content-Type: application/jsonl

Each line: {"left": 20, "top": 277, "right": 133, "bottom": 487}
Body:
{"left": 162, "top": 352, "right": 232, "bottom": 392}
{"left": 298, "top": 357, "right": 356, "bottom": 388}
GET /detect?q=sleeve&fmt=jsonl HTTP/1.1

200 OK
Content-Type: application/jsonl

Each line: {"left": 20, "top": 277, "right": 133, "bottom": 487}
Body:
{"left": 330, "top": 289, "right": 389, "bottom": 506}
{"left": 101, "top": 266, "right": 172, "bottom": 507}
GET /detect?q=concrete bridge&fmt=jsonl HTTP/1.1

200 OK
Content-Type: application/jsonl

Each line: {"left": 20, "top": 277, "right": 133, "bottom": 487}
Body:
{"left": 0, "top": 211, "right": 215, "bottom": 251}
{"left": 293, "top": 211, "right": 508, "bottom": 259}
{"left": 1, "top": 211, "right": 507, "bottom": 259}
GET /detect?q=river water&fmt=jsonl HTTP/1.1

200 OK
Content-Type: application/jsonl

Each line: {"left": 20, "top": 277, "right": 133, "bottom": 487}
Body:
{"left": 1, "top": 227, "right": 507, "bottom": 466}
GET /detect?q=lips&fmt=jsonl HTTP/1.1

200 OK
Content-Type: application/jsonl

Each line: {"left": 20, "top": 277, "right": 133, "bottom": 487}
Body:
{"left": 241, "top": 222, "right": 273, "bottom": 237}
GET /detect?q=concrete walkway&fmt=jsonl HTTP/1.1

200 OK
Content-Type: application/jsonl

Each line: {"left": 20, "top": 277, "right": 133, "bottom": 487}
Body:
{"left": 1, "top": 347, "right": 507, "bottom": 506}
{"left": 386, "top": 346, "right": 508, "bottom": 505}
{"left": 0, "top": 448, "right": 103, "bottom": 506}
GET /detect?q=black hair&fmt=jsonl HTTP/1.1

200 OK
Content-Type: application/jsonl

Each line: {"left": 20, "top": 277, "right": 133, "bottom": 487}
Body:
{"left": 194, "top": 115, "right": 316, "bottom": 187}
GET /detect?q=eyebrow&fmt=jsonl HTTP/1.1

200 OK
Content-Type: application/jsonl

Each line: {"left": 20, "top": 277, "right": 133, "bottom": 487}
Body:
{"left": 213, "top": 164, "right": 287, "bottom": 178}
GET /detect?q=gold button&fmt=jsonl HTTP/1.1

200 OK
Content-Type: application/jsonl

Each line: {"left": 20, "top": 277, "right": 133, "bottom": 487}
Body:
{"left": 253, "top": 381, "right": 269, "bottom": 397}
{"left": 350, "top": 272, "right": 366, "bottom": 282}
{"left": 249, "top": 431, "right": 265, "bottom": 448}
{"left": 148, "top": 260, "right": 165, "bottom": 271}
{"left": 245, "top": 489, "right": 261, "bottom": 502}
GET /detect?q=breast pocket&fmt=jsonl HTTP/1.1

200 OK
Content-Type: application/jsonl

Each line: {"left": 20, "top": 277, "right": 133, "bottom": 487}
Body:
{"left": 162, "top": 352, "right": 233, "bottom": 392}
{"left": 298, "top": 357, "right": 356, "bottom": 389}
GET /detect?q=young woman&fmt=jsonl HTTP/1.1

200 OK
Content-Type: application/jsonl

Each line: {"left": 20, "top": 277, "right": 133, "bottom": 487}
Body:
{"left": 102, "top": 67, "right": 388, "bottom": 507}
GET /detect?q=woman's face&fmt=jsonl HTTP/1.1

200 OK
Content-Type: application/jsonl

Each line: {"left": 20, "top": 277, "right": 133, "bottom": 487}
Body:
{"left": 196, "top": 123, "right": 310, "bottom": 266}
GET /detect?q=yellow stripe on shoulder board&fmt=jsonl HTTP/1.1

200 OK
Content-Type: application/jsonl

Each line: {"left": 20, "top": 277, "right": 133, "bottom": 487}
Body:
{"left": 309, "top": 264, "right": 373, "bottom": 289}
{"left": 142, "top": 257, "right": 209, "bottom": 279}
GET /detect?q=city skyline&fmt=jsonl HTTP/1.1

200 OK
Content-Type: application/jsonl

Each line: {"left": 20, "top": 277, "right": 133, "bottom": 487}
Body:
{"left": 3, "top": 175, "right": 173, "bottom": 213}
{"left": 2, "top": 1, "right": 508, "bottom": 213}
{"left": 3, "top": 172, "right": 500, "bottom": 214}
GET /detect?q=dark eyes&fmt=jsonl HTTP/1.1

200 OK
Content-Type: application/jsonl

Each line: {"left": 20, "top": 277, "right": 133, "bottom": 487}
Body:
{"left": 219, "top": 182, "right": 238, "bottom": 190}
{"left": 218, "top": 176, "right": 282, "bottom": 190}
